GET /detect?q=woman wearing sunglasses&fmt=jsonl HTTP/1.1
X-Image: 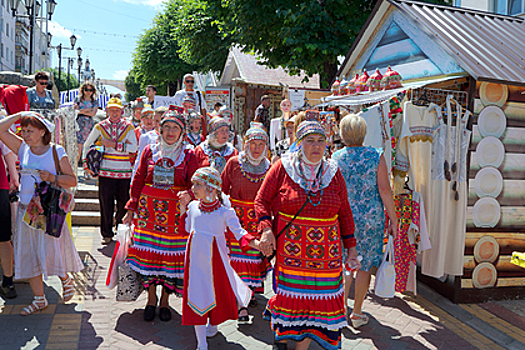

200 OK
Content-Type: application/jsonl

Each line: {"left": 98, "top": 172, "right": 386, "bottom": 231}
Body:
{"left": 26, "top": 71, "right": 56, "bottom": 113}
{"left": 74, "top": 82, "right": 100, "bottom": 163}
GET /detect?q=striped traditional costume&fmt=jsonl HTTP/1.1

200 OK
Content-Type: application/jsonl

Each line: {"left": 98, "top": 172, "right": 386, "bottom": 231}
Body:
{"left": 221, "top": 126, "right": 272, "bottom": 292}
{"left": 125, "top": 112, "right": 198, "bottom": 295}
{"left": 255, "top": 121, "right": 356, "bottom": 350}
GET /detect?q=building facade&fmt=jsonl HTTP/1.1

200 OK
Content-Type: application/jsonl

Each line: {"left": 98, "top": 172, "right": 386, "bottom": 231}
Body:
{"left": 0, "top": 0, "right": 51, "bottom": 74}
{"left": 455, "top": 0, "right": 525, "bottom": 16}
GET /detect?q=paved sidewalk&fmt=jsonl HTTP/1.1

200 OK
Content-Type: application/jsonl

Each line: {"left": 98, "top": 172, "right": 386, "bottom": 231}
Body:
{"left": 1, "top": 226, "right": 525, "bottom": 349}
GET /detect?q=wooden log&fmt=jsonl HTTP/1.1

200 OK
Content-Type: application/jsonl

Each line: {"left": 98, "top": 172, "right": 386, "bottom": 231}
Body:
{"left": 468, "top": 180, "right": 525, "bottom": 206}
{"left": 465, "top": 232, "right": 525, "bottom": 255}
{"left": 467, "top": 206, "right": 525, "bottom": 230}
{"left": 472, "top": 262, "right": 497, "bottom": 289}
{"left": 469, "top": 153, "right": 525, "bottom": 180}
{"left": 471, "top": 126, "right": 525, "bottom": 153}
{"left": 463, "top": 255, "right": 525, "bottom": 273}
{"left": 473, "top": 236, "right": 499, "bottom": 263}
{"left": 474, "top": 100, "right": 525, "bottom": 127}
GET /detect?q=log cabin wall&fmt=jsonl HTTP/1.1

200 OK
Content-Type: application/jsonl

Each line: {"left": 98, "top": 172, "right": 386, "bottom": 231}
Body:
{"left": 464, "top": 82, "right": 525, "bottom": 292}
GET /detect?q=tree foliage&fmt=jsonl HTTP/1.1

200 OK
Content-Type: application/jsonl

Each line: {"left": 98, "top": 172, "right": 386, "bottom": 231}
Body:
{"left": 124, "top": 70, "right": 142, "bottom": 102}
{"left": 132, "top": 0, "right": 454, "bottom": 89}
{"left": 172, "top": 0, "right": 232, "bottom": 72}
{"left": 49, "top": 68, "right": 80, "bottom": 92}
{"left": 132, "top": 6, "right": 198, "bottom": 95}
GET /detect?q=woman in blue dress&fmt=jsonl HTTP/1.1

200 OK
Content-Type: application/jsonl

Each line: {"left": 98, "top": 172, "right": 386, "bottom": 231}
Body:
{"left": 332, "top": 114, "right": 398, "bottom": 329}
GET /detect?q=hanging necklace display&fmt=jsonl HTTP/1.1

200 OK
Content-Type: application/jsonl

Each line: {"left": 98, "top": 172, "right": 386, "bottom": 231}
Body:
{"left": 443, "top": 95, "right": 454, "bottom": 182}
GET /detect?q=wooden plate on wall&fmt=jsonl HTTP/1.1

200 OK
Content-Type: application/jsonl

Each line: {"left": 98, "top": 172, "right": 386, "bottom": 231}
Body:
{"left": 480, "top": 82, "right": 509, "bottom": 107}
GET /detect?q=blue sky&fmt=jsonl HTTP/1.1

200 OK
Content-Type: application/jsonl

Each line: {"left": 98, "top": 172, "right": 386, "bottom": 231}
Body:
{"left": 48, "top": 0, "right": 161, "bottom": 81}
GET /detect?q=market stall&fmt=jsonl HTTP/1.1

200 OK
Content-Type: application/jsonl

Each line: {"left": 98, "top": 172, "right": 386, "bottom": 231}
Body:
{"left": 328, "top": 0, "right": 525, "bottom": 302}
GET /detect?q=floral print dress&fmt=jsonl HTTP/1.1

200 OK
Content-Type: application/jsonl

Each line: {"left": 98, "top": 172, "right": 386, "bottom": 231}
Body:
{"left": 332, "top": 146, "right": 385, "bottom": 272}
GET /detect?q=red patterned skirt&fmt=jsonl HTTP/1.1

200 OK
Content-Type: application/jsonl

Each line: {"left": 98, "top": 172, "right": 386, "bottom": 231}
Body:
{"left": 227, "top": 198, "right": 271, "bottom": 291}
{"left": 267, "top": 213, "right": 346, "bottom": 350}
{"left": 126, "top": 185, "right": 187, "bottom": 294}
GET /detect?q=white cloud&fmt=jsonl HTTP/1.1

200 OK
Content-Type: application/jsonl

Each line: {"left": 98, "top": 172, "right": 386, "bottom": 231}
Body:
{"left": 115, "top": 0, "right": 164, "bottom": 7}
{"left": 113, "top": 70, "right": 129, "bottom": 80}
{"left": 48, "top": 21, "right": 81, "bottom": 41}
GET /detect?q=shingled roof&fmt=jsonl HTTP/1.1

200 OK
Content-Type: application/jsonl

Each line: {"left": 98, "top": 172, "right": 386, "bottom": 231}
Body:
{"left": 220, "top": 46, "right": 320, "bottom": 89}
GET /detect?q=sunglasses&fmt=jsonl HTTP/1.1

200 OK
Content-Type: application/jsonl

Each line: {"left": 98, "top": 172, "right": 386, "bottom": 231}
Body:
{"left": 185, "top": 80, "right": 194, "bottom": 83}
{"left": 38, "top": 81, "right": 48, "bottom": 86}
{"left": 84, "top": 89, "right": 94, "bottom": 92}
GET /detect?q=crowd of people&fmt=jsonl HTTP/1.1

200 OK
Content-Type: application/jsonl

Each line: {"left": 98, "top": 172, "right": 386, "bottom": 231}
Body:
{"left": 0, "top": 71, "right": 399, "bottom": 350}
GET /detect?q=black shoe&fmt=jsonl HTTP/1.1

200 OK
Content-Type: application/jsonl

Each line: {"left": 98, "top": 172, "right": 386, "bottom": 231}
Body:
{"left": 273, "top": 342, "right": 287, "bottom": 350}
{"left": 0, "top": 284, "right": 17, "bottom": 299}
{"left": 101, "top": 237, "right": 113, "bottom": 245}
{"left": 144, "top": 305, "right": 156, "bottom": 321}
{"left": 249, "top": 297, "right": 258, "bottom": 307}
{"left": 237, "top": 307, "right": 253, "bottom": 325}
{"left": 159, "top": 307, "right": 172, "bottom": 322}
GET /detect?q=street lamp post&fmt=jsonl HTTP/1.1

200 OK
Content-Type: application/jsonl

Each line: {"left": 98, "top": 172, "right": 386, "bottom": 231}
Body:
{"left": 66, "top": 58, "right": 73, "bottom": 102}
{"left": 11, "top": 0, "right": 56, "bottom": 73}
{"left": 54, "top": 34, "right": 78, "bottom": 93}
{"left": 76, "top": 46, "right": 82, "bottom": 83}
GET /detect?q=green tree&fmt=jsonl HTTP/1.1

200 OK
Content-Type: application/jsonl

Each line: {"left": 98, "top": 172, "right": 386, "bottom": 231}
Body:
{"left": 131, "top": 5, "right": 198, "bottom": 95}
{"left": 48, "top": 68, "right": 80, "bottom": 92}
{"left": 124, "top": 70, "right": 142, "bottom": 102}
{"left": 172, "top": 0, "right": 232, "bottom": 72}
{"left": 206, "top": 0, "right": 451, "bottom": 88}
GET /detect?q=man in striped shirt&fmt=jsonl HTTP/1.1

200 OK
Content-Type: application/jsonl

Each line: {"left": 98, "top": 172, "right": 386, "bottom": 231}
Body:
{"left": 83, "top": 98, "right": 138, "bottom": 244}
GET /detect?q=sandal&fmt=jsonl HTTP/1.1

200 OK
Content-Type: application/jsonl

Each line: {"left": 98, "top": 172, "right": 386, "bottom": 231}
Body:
{"left": 21, "top": 295, "right": 48, "bottom": 316}
{"left": 349, "top": 312, "right": 369, "bottom": 329}
{"left": 237, "top": 307, "right": 253, "bottom": 325}
{"left": 61, "top": 275, "right": 75, "bottom": 302}
{"left": 249, "top": 297, "right": 258, "bottom": 307}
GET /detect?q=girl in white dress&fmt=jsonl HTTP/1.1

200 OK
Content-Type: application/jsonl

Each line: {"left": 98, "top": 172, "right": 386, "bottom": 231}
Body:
{"left": 179, "top": 167, "right": 260, "bottom": 350}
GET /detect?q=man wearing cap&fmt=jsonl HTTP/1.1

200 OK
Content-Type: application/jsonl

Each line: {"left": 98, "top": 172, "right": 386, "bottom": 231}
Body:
{"left": 174, "top": 74, "right": 207, "bottom": 119}
{"left": 145, "top": 85, "right": 157, "bottom": 108}
{"left": 83, "top": 98, "right": 138, "bottom": 245}
{"left": 254, "top": 95, "right": 271, "bottom": 132}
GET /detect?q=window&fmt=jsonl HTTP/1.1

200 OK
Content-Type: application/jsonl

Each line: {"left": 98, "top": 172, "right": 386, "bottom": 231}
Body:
{"left": 6, "top": 47, "right": 9, "bottom": 61}
{"left": 494, "top": 0, "right": 525, "bottom": 15}
{"left": 1, "top": 44, "right": 3, "bottom": 58}
{"left": 11, "top": 51, "right": 13, "bottom": 63}
{"left": 6, "top": 23, "right": 8, "bottom": 37}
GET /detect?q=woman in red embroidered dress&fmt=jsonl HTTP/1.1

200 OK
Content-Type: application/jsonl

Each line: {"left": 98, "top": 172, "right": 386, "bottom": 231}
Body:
{"left": 194, "top": 117, "right": 238, "bottom": 172}
{"left": 255, "top": 121, "right": 360, "bottom": 350}
{"left": 122, "top": 110, "right": 199, "bottom": 322}
{"left": 221, "top": 125, "right": 271, "bottom": 323}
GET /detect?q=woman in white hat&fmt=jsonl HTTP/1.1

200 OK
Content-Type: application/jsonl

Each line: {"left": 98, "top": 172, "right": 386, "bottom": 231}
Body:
{"left": 194, "top": 117, "right": 238, "bottom": 173}
{"left": 221, "top": 125, "right": 272, "bottom": 323}
{"left": 0, "top": 112, "right": 83, "bottom": 315}
{"left": 122, "top": 109, "right": 199, "bottom": 322}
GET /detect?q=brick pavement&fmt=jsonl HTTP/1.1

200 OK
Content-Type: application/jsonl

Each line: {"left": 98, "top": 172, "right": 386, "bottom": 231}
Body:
{"left": 2, "top": 226, "right": 525, "bottom": 350}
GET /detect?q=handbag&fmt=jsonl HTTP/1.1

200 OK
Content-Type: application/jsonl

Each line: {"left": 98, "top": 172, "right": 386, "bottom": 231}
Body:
{"left": 23, "top": 145, "right": 74, "bottom": 238}
{"left": 85, "top": 137, "right": 104, "bottom": 177}
{"left": 106, "top": 224, "right": 133, "bottom": 290}
{"left": 116, "top": 263, "right": 144, "bottom": 301}
{"left": 374, "top": 236, "right": 396, "bottom": 298}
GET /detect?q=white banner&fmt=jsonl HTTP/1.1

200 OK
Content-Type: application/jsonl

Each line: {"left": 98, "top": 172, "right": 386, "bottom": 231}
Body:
{"left": 153, "top": 96, "right": 179, "bottom": 107}
{"left": 289, "top": 89, "right": 306, "bottom": 111}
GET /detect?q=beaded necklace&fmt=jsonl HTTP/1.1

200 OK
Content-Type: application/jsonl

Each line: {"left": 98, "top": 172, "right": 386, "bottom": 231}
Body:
{"left": 297, "top": 160, "right": 328, "bottom": 207}
{"left": 239, "top": 154, "right": 269, "bottom": 183}
{"left": 199, "top": 199, "right": 221, "bottom": 213}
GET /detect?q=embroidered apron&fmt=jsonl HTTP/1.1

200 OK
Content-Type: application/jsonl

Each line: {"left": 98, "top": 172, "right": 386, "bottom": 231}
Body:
{"left": 272, "top": 212, "right": 346, "bottom": 330}
{"left": 227, "top": 198, "right": 271, "bottom": 288}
